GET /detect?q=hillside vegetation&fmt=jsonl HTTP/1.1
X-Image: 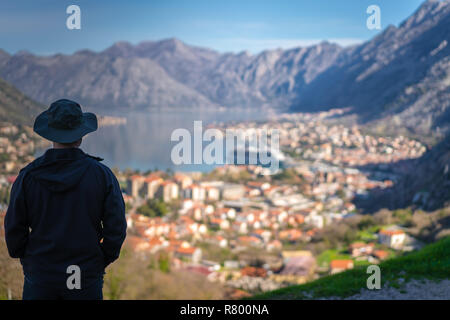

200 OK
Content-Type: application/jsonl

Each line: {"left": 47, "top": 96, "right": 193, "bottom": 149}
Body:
{"left": 252, "top": 236, "right": 450, "bottom": 299}
{"left": 0, "top": 77, "right": 43, "bottom": 125}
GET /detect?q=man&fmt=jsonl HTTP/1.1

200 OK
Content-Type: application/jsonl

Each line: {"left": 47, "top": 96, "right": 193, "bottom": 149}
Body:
{"left": 4, "top": 99, "right": 127, "bottom": 300}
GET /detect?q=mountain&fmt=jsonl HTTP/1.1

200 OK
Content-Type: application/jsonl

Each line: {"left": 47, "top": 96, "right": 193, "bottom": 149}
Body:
{"left": 357, "top": 133, "right": 450, "bottom": 212}
{"left": 103, "top": 38, "right": 267, "bottom": 108}
{"left": 0, "top": 76, "right": 44, "bottom": 125}
{"left": 0, "top": 47, "right": 216, "bottom": 110}
{"left": 292, "top": 0, "right": 450, "bottom": 137}
{"left": 399, "top": 135, "right": 450, "bottom": 211}
{"left": 0, "top": 38, "right": 343, "bottom": 110}
{"left": 0, "top": 0, "right": 449, "bottom": 136}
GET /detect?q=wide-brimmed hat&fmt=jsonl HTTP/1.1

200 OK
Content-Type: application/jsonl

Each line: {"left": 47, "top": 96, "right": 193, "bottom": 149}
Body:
{"left": 33, "top": 99, "right": 98, "bottom": 143}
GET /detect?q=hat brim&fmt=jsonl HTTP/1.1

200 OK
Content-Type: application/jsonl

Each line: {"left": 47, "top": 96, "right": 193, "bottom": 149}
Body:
{"left": 33, "top": 110, "right": 98, "bottom": 144}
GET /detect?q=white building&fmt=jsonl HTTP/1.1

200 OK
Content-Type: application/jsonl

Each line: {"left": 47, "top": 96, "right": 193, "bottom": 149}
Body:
{"left": 378, "top": 230, "right": 406, "bottom": 249}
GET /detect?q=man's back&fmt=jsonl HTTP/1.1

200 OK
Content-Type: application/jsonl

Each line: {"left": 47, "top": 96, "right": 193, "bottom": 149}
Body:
{"left": 4, "top": 147, "right": 127, "bottom": 290}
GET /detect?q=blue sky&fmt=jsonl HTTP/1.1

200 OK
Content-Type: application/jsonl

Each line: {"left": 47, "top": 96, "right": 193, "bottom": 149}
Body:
{"left": 0, "top": 0, "right": 426, "bottom": 55}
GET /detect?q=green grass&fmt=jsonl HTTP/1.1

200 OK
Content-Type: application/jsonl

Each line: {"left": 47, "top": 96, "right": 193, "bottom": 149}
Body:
{"left": 357, "top": 230, "right": 377, "bottom": 241}
{"left": 353, "top": 259, "right": 372, "bottom": 267}
{"left": 316, "top": 249, "right": 351, "bottom": 268}
{"left": 250, "top": 237, "right": 450, "bottom": 300}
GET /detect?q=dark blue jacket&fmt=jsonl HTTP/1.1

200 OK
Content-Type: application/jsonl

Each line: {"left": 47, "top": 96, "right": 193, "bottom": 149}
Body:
{"left": 4, "top": 148, "right": 127, "bottom": 288}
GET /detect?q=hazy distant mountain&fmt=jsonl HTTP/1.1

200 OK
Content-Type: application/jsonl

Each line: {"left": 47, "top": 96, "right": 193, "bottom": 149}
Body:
{"left": 401, "top": 135, "right": 450, "bottom": 211}
{"left": 0, "top": 48, "right": 216, "bottom": 110}
{"left": 0, "top": 76, "right": 43, "bottom": 125}
{"left": 0, "top": 0, "right": 449, "bottom": 136}
{"left": 0, "top": 37, "right": 343, "bottom": 110}
{"left": 293, "top": 0, "right": 450, "bottom": 137}
{"left": 358, "top": 134, "right": 450, "bottom": 212}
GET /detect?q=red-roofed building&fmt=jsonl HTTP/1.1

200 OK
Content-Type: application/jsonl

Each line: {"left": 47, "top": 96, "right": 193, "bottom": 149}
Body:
{"left": 279, "top": 229, "right": 302, "bottom": 242}
{"left": 237, "top": 235, "right": 262, "bottom": 247}
{"left": 174, "top": 173, "right": 193, "bottom": 189}
{"left": 215, "top": 207, "right": 236, "bottom": 220}
{"left": 156, "top": 181, "right": 179, "bottom": 202}
{"left": 7, "top": 175, "right": 17, "bottom": 184}
{"left": 174, "top": 246, "right": 202, "bottom": 264}
{"left": 144, "top": 175, "right": 163, "bottom": 199}
{"left": 127, "top": 175, "right": 145, "bottom": 198}
{"left": 204, "top": 185, "right": 220, "bottom": 201}
{"left": 247, "top": 181, "right": 271, "bottom": 191}
{"left": 126, "top": 235, "right": 151, "bottom": 253}
{"left": 205, "top": 235, "right": 228, "bottom": 248}
{"left": 209, "top": 218, "right": 230, "bottom": 230}
{"left": 182, "top": 184, "right": 206, "bottom": 201}
{"left": 240, "top": 266, "right": 267, "bottom": 278}
{"left": 349, "top": 242, "right": 375, "bottom": 257}
{"left": 373, "top": 250, "right": 389, "bottom": 260}
{"left": 267, "top": 239, "right": 282, "bottom": 251}
{"left": 185, "top": 265, "right": 212, "bottom": 276}
{"left": 330, "top": 260, "right": 354, "bottom": 274}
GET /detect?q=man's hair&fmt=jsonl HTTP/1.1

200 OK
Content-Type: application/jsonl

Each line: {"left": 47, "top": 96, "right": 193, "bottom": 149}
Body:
{"left": 57, "top": 138, "right": 82, "bottom": 148}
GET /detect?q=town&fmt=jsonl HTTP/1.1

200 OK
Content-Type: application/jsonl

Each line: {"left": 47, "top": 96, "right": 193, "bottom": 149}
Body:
{"left": 109, "top": 110, "right": 427, "bottom": 297}
{"left": 0, "top": 110, "right": 433, "bottom": 298}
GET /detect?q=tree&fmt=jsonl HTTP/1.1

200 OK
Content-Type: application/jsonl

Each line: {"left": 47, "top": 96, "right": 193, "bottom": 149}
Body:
{"left": 272, "top": 168, "right": 302, "bottom": 183}
{"left": 158, "top": 253, "right": 171, "bottom": 273}
{"left": 103, "top": 241, "right": 224, "bottom": 300}
{"left": 137, "top": 199, "right": 169, "bottom": 218}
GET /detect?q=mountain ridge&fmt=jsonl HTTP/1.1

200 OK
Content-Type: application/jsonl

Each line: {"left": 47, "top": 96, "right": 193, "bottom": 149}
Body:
{"left": 293, "top": 0, "right": 450, "bottom": 137}
{"left": 0, "top": 0, "right": 449, "bottom": 136}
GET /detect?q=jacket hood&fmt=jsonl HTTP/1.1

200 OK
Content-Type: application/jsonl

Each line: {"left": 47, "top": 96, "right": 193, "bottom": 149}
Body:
{"left": 27, "top": 148, "right": 92, "bottom": 193}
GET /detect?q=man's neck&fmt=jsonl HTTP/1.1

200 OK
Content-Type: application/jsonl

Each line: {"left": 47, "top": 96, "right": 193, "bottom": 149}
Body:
{"left": 52, "top": 144, "right": 79, "bottom": 149}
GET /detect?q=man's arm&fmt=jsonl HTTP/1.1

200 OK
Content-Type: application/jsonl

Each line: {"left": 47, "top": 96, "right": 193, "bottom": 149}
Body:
{"left": 100, "top": 168, "right": 127, "bottom": 267}
{"left": 4, "top": 172, "right": 29, "bottom": 258}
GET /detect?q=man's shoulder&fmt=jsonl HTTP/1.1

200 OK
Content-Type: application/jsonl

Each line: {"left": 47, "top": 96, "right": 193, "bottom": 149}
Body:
{"left": 85, "top": 153, "right": 104, "bottom": 162}
{"left": 84, "top": 154, "right": 116, "bottom": 177}
{"left": 83, "top": 153, "right": 105, "bottom": 169}
{"left": 19, "top": 155, "right": 44, "bottom": 174}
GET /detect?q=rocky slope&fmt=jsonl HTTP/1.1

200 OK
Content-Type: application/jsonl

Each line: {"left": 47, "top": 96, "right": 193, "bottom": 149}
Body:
{"left": 294, "top": 0, "right": 450, "bottom": 137}
{"left": 338, "top": 279, "right": 450, "bottom": 300}
{"left": 358, "top": 133, "right": 450, "bottom": 212}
